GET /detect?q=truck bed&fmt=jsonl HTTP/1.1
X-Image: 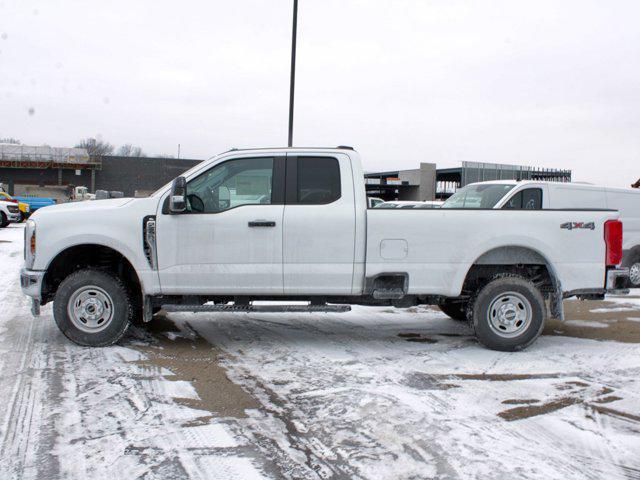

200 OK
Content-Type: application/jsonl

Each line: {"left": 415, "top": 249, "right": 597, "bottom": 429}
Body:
{"left": 365, "top": 208, "right": 617, "bottom": 297}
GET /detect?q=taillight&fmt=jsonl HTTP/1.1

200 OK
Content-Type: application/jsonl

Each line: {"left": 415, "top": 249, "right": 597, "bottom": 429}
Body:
{"left": 604, "top": 220, "right": 623, "bottom": 266}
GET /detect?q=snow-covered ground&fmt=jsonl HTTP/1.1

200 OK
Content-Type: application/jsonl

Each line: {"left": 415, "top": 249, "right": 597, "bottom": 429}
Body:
{"left": 1, "top": 223, "right": 640, "bottom": 479}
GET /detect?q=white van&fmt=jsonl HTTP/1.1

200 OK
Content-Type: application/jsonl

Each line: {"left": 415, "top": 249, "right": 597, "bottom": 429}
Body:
{"left": 443, "top": 181, "right": 640, "bottom": 287}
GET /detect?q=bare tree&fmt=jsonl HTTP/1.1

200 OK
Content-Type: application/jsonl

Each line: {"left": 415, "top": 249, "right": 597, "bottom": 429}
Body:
{"left": 116, "top": 143, "right": 146, "bottom": 157}
{"left": 75, "top": 137, "right": 114, "bottom": 156}
{"left": 0, "top": 137, "right": 21, "bottom": 144}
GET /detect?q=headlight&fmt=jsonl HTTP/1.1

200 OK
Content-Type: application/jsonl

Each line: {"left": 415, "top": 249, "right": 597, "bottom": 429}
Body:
{"left": 24, "top": 219, "right": 36, "bottom": 268}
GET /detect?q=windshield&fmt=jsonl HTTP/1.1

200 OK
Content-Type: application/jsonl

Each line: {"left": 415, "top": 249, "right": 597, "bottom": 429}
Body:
{"left": 442, "top": 184, "right": 515, "bottom": 209}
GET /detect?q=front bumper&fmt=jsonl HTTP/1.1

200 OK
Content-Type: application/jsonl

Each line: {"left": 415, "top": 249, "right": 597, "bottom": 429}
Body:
{"left": 21, "top": 268, "right": 45, "bottom": 316}
{"left": 20, "top": 268, "right": 45, "bottom": 300}
{"left": 7, "top": 212, "right": 20, "bottom": 222}
{"left": 606, "top": 267, "right": 630, "bottom": 294}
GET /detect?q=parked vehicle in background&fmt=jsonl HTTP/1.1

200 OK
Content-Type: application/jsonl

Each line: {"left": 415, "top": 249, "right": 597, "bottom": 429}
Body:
{"left": 71, "top": 186, "right": 96, "bottom": 202}
{"left": 13, "top": 195, "right": 57, "bottom": 213}
{"left": 21, "top": 147, "right": 627, "bottom": 352}
{"left": 443, "top": 180, "right": 640, "bottom": 287}
{"left": 375, "top": 200, "right": 443, "bottom": 209}
{"left": 95, "top": 190, "right": 125, "bottom": 200}
{"left": 0, "top": 191, "right": 30, "bottom": 221}
{"left": 367, "top": 196, "right": 385, "bottom": 208}
{"left": 0, "top": 200, "right": 21, "bottom": 227}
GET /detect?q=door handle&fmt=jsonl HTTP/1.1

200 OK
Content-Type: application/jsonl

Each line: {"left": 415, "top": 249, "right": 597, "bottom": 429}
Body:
{"left": 248, "top": 221, "right": 276, "bottom": 227}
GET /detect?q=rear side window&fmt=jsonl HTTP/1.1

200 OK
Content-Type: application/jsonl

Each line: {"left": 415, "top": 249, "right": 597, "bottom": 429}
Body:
{"left": 503, "top": 188, "right": 542, "bottom": 210}
{"left": 296, "top": 157, "right": 341, "bottom": 204}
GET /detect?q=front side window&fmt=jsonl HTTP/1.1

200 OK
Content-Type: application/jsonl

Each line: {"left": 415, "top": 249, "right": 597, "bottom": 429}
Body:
{"left": 503, "top": 188, "right": 542, "bottom": 210}
{"left": 296, "top": 157, "right": 341, "bottom": 204}
{"left": 186, "top": 157, "right": 273, "bottom": 213}
{"left": 442, "top": 184, "right": 516, "bottom": 209}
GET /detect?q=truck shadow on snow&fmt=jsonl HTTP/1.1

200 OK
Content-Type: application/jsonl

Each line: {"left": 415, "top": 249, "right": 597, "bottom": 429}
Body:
{"left": 119, "top": 308, "right": 640, "bottom": 429}
{"left": 121, "top": 299, "right": 640, "bottom": 353}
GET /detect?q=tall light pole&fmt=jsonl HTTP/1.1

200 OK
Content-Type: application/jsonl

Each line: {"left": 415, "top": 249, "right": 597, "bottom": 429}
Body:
{"left": 288, "top": 0, "right": 298, "bottom": 147}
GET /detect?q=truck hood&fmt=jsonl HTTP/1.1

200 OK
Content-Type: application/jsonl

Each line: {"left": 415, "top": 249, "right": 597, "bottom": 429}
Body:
{"left": 31, "top": 198, "right": 134, "bottom": 216}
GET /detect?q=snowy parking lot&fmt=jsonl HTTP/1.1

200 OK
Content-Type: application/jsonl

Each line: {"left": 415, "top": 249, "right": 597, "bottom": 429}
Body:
{"left": 2, "top": 222, "right": 640, "bottom": 480}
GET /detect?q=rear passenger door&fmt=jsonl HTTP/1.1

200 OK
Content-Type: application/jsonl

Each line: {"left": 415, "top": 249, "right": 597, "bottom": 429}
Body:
{"left": 282, "top": 154, "right": 356, "bottom": 294}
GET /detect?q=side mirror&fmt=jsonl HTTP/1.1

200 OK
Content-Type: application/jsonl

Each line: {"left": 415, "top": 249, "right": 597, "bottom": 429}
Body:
{"left": 169, "top": 176, "right": 187, "bottom": 213}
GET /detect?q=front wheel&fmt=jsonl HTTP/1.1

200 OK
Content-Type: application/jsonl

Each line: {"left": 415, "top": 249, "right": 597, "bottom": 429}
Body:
{"left": 470, "top": 276, "right": 546, "bottom": 352}
{"left": 0, "top": 212, "right": 7, "bottom": 228}
{"left": 53, "top": 268, "right": 132, "bottom": 346}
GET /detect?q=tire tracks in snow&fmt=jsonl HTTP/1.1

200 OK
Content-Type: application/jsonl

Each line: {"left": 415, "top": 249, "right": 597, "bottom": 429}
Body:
{"left": 0, "top": 225, "right": 62, "bottom": 478}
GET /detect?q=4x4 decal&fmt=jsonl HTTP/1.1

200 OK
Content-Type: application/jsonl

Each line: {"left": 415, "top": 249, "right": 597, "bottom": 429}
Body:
{"left": 561, "top": 221, "right": 595, "bottom": 230}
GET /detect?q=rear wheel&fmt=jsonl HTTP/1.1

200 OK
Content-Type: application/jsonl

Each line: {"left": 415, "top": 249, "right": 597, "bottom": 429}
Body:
{"left": 629, "top": 261, "right": 640, "bottom": 288}
{"left": 53, "top": 268, "right": 132, "bottom": 346}
{"left": 470, "top": 276, "right": 546, "bottom": 351}
{"left": 438, "top": 299, "right": 468, "bottom": 321}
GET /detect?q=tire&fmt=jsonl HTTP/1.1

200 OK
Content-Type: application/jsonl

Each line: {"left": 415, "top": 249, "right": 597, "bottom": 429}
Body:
{"left": 469, "top": 275, "right": 546, "bottom": 352}
{"left": 19, "top": 212, "right": 27, "bottom": 222}
{"left": 438, "top": 299, "right": 468, "bottom": 321}
{"left": 0, "top": 212, "right": 7, "bottom": 228}
{"left": 628, "top": 260, "right": 640, "bottom": 288}
{"left": 53, "top": 268, "right": 132, "bottom": 346}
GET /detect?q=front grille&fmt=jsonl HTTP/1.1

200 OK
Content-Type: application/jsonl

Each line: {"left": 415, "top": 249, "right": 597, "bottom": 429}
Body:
{"left": 7, "top": 205, "right": 19, "bottom": 213}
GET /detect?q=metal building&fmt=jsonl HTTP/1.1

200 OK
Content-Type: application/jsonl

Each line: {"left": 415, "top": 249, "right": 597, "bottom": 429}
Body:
{"left": 0, "top": 143, "right": 201, "bottom": 199}
{"left": 365, "top": 161, "right": 572, "bottom": 201}
{"left": 0, "top": 143, "right": 101, "bottom": 194}
{"left": 436, "top": 161, "right": 572, "bottom": 199}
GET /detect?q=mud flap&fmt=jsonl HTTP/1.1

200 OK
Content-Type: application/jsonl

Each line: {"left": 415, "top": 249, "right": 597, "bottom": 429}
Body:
{"left": 143, "top": 296, "right": 153, "bottom": 323}
{"left": 550, "top": 283, "right": 564, "bottom": 321}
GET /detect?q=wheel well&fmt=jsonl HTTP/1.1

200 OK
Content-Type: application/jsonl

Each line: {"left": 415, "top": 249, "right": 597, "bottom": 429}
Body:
{"left": 462, "top": 246, "right": 556, "bottom": 297}
{"left": 623, "top": 245, "right": 640, "bottom": 266}
{"left": 42, "top": 244, "right": 142, "bottom": 306}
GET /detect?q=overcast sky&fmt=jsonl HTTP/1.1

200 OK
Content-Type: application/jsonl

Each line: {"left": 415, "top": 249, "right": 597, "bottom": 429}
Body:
{"left": 1, "top": 0, "right": 639, "bottom": 186}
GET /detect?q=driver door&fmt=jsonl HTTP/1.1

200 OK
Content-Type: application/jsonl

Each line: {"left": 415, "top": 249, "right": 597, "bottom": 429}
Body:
{"left": 155, "top": 155, "right": 285, "bottom": 294}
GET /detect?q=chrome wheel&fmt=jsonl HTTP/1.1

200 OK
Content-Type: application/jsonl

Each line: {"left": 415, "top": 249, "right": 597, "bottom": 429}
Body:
{"left": 67, "top": 286, "right": 114, "bottom": 333}
{"left": 630, "top": 262, "right": 640, "bottom": 287}
{"left": 487, "top": 291, "right": 532, "bottom": 338}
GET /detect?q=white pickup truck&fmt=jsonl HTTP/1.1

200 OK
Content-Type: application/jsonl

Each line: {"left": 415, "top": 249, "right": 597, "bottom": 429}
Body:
{"left": 1, "top": 199, "right": 21, "bottom": 227}
{"left": 21, "top": 147, "right": 628, "bottom": 351}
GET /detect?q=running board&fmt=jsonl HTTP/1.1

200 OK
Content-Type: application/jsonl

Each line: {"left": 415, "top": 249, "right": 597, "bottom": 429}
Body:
{"left": 161, "top": 304, "right": 351, "bottom": 313}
